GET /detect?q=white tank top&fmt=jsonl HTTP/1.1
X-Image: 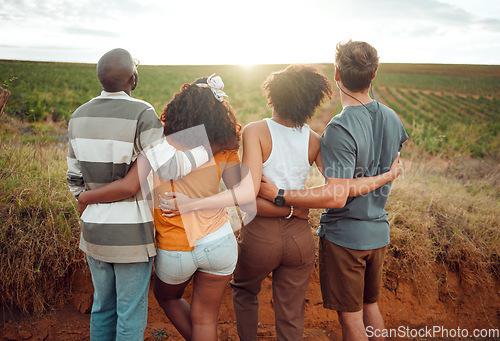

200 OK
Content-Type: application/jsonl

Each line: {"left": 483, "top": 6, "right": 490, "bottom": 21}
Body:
{"left": 262, "top": 118, "right": 311, "bottom": 190}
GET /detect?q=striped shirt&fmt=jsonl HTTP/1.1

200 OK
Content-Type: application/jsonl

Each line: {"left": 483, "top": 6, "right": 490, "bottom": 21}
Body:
{"left": 67, "top": 91, "right": 208, "bottom": 263}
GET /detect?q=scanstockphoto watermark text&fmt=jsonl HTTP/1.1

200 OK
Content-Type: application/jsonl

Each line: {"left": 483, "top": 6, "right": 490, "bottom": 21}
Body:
{"left": 366, "top": 325, "right": 499, "bottom": 339}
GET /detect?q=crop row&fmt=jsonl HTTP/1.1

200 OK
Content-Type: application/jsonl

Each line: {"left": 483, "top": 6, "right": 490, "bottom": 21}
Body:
{"left": 374, "top": 86, "right": 499, "bottom": 159}
{"left": 1, "top": 61, "right": 498, "bottom": 159}
{"left": 0, "top": 61, "right": 283, "bottom": 125}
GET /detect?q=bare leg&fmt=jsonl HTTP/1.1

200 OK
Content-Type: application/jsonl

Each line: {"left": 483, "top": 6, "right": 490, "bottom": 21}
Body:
{"left": 363, "top": 302, "right": 385, "bottom": 341}
{"left": 337, "top": 310, "right": 368, "bottom": 341}
{"left": 153, "top": 274, "right": 193, "bottom": 340}
{"left": 190, "top": 271, "right": 232, "bottom": 341}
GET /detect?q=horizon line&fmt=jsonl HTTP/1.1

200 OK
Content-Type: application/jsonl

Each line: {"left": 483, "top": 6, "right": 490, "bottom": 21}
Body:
{"left": 1, "top": 58, "right": 499, "bottom": 67}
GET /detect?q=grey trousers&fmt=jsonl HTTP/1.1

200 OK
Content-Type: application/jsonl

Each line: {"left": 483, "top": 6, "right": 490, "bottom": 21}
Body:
{"left": 230, "top": 216, "right": 316, "bottom": 341}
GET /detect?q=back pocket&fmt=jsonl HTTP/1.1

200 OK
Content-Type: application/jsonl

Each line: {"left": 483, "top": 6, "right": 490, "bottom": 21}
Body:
{"left": 155, "top": 250, "right": 184, "bottom": 279}
{"left": 290, "top": 227, "right": 315, "bottom": 266}
{"left": 237, "top": 227, "right": 275, "bottom": 271}
{"left": 204, "top": 234, "right": 238, "bottom": 270}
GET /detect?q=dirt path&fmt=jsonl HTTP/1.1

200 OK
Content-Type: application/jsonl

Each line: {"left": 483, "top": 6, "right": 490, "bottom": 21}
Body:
{"left": 2, "top": 259, "right": 498, "bottom": 340}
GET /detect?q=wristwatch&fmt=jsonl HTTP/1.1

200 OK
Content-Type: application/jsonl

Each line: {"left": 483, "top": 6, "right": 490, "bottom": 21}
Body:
{"left": 274, "top": 189, "right": 285, "bottom": 206}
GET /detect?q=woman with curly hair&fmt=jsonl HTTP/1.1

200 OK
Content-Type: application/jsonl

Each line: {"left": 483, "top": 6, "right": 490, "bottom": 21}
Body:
{"left": 161, "top": 65, "right": 402, "bottom": 340}
{"left": 230, "top": 65, "right": 336, "bottom": 340}
{"left": 77, "top": 75, "right": 242, "bottom": 340}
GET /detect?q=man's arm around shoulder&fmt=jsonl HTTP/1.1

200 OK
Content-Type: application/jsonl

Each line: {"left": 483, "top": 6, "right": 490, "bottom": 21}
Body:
{"left": 259, "top": 176, "right": 349, "bottom": 209}
{"left": 137, "top": 109, "right": 211, "bottom": 180}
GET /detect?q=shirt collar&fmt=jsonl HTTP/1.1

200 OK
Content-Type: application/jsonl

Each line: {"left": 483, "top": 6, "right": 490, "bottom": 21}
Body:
{"left": 99, "top": 90, "right": 131, "bottom": 99}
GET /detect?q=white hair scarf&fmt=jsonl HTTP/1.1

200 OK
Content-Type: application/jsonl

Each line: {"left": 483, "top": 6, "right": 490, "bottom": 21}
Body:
{"left": 196, "top": 73, "right": 228, "bottom": 102}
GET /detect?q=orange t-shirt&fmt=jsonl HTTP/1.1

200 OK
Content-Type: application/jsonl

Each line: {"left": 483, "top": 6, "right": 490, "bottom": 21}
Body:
{"left": 153, "top": 149, "right": 240, "bottom": 251}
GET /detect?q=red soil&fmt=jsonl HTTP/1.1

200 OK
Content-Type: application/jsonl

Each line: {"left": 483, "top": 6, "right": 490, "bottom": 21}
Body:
{"left": 2, "top": 259, "right": 498, "bottom": 340}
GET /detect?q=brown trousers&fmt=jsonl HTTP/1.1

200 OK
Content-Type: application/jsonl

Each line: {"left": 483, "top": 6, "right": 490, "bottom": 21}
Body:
{"left": 230, "top": 216, "right": 315, "bottom": 341}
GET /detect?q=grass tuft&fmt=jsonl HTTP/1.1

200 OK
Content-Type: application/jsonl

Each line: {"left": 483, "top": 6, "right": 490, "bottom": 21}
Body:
{"left": 0, "top": 117, "right": 84, "bottom": 313}
{"left": 385, "top": 156, "right": 499, "bottom": 290}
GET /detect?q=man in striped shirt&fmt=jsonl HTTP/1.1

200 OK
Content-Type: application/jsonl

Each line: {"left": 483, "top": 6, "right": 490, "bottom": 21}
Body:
{"left": 66, "top": 48, "right": 209, "bottom": 340}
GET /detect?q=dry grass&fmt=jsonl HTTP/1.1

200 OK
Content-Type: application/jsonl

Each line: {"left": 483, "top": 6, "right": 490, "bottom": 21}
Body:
{"left": 386, "top": 156, "right": 499, "bottom": 290}
{"left": 0, "top": 115, "right": 498, "bottom": 314}
{"left": 0, "top": 117, "right": 84, "bottom": 313}
{"left": 307, "top": 155, "right": 500, "bottom": 292}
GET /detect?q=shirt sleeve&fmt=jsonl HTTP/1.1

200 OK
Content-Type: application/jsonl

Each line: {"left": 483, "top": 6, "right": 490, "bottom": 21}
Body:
{"left": 136, "top": 108, "right": 210, "bottom": 180}
{"left": 399, "top": 123, "right": 409, "bottom": 152}
{"left": 218, "top": 149, "right": 241, "bottom": 173}
{"left": 66, "top": 131, "right": 85, "bottom": 199}
{"left": 320, "top": 123, "right": 357, "bottom": 179}
{"left": 219, "top": 149, "right": 242, "bottom": 190}
{"left": 226, "top": 149, "right": 241, "bottom": 163}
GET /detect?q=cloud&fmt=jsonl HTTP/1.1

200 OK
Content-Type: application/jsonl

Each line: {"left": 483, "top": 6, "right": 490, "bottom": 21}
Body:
{"left": 0, "top": 0, "right": 155, "bottom": 24}
{"left": 478, "top": 17, "right": 500, "bottom": 31}
{"left": 315, "top": 0, "right": 500, "bottom": 32}
{"left": 0, "top": 44, "right": 88, "bottom": 51}
{"left": 63, "top": 27, "right": 121, "bottom": 39}
{"left": 0, "top": 44, "right": 19, "bottom": 49}
{"left": 0, "top": 0, "right": 499, "bottom": 64}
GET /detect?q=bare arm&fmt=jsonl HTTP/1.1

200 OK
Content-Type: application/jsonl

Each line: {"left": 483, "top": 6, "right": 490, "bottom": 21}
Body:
{"left": 348, "top": 153, "right": 402, "bottom": 196}
{"left": 260, "top": 176, "right": 350, "bottom": 209}
{"left": 247, "top": 127, "right": 319, "bottom": 219}
{"left": 137, "top": 111, "right": 211, "bottom": 181}
{"left": 160, "top": 123, "right": 265, "bottom": 213}
{"left": 226, "top": 162, "right": 310, "bottom": 219}
{"left": 255, "top": 197, "right": 309, "bottom": 220}
{"left": 221, "top": 161, "right": 242, "bottom": 191}
{"left": 254, "top": 129, "right": 321, "bottom": 219}
{"left": 77, "top": 155, "right": 151, "bottom": 215}
{"left": 259, "top": 153, "right": 403, "bottom": 208}
{"left": 314, "top": 142, "right": 402, "bottom": 197}
{"left": 256, "top": 128, "right": 347, "bottom": 210}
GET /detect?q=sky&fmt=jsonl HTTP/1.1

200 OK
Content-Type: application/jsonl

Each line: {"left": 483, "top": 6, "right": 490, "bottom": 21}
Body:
{"left": 0, "top": 0, "right": 499, "bottom": 65}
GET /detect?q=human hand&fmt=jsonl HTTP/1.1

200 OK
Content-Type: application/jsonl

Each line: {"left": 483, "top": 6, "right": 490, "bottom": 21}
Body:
{"left": 259, "top": 176, "right": 279, "bottom": 202}
{"left": 159, "top": 191, "right": 193, "bottom": 217}
{"left": 293, "top": 206, "right": 310, "bottom": 220}
{"left": 160, "top": 206, "right": 180, "bottom": 218}
{"left": 389, "top": 153, "right": 403, "bottom": 180}
{"left": 77, "top": 192, "right": 88, "bottom": 217}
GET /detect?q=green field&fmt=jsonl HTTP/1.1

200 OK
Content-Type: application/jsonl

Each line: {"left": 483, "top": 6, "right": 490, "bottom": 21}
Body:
{"left": 0, "top": 61, "right": 499, "bottom": 316}
{"left": 1, "top": 60, "right": 499, "bottom": 159}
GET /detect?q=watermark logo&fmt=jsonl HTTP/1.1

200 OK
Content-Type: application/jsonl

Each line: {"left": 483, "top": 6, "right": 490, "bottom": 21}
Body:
{"left": 366, "top": 326, "right": 499, "bottom": 339}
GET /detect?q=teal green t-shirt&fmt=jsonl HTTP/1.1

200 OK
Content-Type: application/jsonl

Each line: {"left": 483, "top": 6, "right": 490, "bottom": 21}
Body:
{"left": 318, "top": 101, "right": 408, "bottom": 250}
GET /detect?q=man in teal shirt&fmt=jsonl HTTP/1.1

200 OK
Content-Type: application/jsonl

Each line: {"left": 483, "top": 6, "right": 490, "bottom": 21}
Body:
{"left": 259, "top": 40, "right": 408, "bottom": 340}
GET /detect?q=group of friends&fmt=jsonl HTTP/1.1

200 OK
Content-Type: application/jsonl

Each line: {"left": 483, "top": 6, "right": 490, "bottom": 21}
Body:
{"left": 67, "top": 40, "right": 408, "bottom": 341}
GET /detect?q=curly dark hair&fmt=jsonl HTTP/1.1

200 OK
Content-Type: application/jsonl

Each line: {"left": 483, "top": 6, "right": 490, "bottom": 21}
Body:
{"left": 161, "top": 77, "right": 241, "bottom": 151}
{"left": 335, "top": 40, "right": 379, "bottom": 92}
{"left": 262, "top": 65, "right": 333, "bottom": 128}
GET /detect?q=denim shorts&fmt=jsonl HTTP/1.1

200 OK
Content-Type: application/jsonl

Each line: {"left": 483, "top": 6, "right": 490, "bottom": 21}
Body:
{"left": 154, "top": 222, "right": 238, "bottom": 284}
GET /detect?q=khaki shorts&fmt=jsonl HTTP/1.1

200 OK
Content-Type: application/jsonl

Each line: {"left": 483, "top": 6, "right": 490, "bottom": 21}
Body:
{"left": 318, "top": 237, "right": 386, "bottom": 312}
